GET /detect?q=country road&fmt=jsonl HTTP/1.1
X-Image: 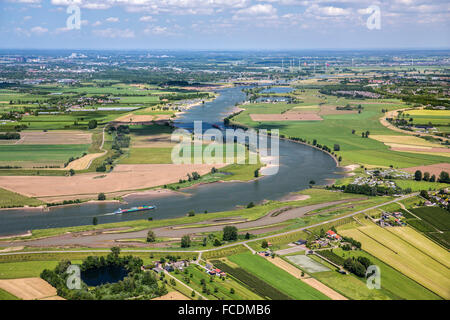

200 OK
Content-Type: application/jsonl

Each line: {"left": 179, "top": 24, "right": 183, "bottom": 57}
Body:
{"left": 0, "top": 193, "right": 417, "bottom": 256}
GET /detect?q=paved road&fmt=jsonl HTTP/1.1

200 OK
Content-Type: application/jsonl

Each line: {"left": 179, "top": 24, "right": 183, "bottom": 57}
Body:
{"left": 0, "top": 193, "right": 416, "bottom": 256}
{"left": 1, "top": 198, "right": 364, "bottom": 248}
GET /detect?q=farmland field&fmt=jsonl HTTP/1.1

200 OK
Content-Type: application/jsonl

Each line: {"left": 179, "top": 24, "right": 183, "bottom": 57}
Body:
{"left": 0, "top": 187, "right": 44, "bottom": 208}
{"left": 0, "top": 288, "right": 20, "bottom": 300}
{"left": 0, "top": 144, "right": 89, "bottom": 167}
{"left": 410, "top": 207, "right": 450, "bottom": 231}
{"left": 231, "top": 90, "right": 449, "bottom": 167}
{"left": 210, "top": 259, "right": 293, "bottom": 300}
{"left": 331, "top": 248, "right": 441, "bottom": 300}
{"left": 228, "top": 252, "right": 330, "bottom": 300}
{"left": 339, "top": 223, "right": 450, "bottom": 299}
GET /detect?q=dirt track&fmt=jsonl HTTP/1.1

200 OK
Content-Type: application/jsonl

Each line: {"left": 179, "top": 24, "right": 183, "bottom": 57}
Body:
{"left": 3, "top": 198, "right": 364, "bottom": 248}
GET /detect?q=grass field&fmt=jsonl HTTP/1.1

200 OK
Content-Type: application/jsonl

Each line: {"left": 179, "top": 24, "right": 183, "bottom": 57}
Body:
{"left": 0, "top": 188, "right": 44, "bottom": 208}
{"left": 393, "top": 179, "right": 450, "bottom": 192}
{"left": 228, "top": 252, "right": 329, "bottom": 300}
{"left": 0, "top": 288, "right": 20, "bottom": 300}
{"left": 339, "top": 223, "right": 450, "bottom": 299}
{"left": 0, "top": 144, "right": 89, "bottom": 167}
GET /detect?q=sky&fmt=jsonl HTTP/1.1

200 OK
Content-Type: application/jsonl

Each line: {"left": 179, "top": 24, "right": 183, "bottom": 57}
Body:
{"left": 0, "top": 0, "right": 449, "bottom": 50}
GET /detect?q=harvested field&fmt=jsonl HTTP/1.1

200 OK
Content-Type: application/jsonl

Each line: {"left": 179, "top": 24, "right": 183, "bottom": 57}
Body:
{"left": 286, "top": 255, "right": 330, "bottom": 273}
{"left": 401, "top": 163, "right": 450, "bottom": 176}
{"left": 0, "top": 164, "right": 225, "bottom": 199}
{"left": 370, "top": 135, "right": 439, "bottom": 147}
{"left": 390, "top": 147, "right": 450, "bottom": 156}
{"left": 0, "top": 278, "right": 61, "bottom": 300}
{"left": 64, "top": 152, "right": 105, "bottom": 170}
{"left": 15, "top": 131, "right": 92, "bottom": 145}
{"left": 152, "top": 291, "right": 189, "bottom": 300}
{"left": 115, "top": 114, "right": 154, "bottom": 123}
{"left": 250, "top": 113, "right": 323, "bottom": 121}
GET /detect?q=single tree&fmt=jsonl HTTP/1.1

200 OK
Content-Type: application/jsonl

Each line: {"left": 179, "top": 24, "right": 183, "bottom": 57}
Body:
{"left": 414, "top": 170, "right": 422, "bottom": 181}
{"left": 181, "top": 235, "right": 191, "bottom": 248}
{"left": 223, "top": 226, "right": 238, "bottom": 241}
{"left": 92, "top": 217, "right": 98, "bottom": 225}
{"left": 146, "top": 230, "right": 156, "bottom": 243}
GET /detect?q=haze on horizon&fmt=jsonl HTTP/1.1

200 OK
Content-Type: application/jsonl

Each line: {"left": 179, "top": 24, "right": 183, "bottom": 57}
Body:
{"left": 0, "top": 0, "right": 449, "bottom": 50}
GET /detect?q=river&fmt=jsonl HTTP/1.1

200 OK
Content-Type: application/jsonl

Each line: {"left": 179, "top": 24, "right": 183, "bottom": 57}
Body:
{"left": 0, "top": 86, "right": 340, "bottom": 236}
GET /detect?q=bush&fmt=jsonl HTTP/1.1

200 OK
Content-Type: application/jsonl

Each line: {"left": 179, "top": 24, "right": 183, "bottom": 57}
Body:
{"left": 97, "top": 193, "right": 106, "bottom": 201}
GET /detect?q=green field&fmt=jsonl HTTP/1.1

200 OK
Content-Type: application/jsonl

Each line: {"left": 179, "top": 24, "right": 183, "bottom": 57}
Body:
{"left": 331, "top": 248, "right": 441, "bottom": 300}
{"left": 339, "top": 222, "right": 450, "bottom": 299}
{"left": 0, "top": 288, "right": 20, "bottom": 300}
{"left": 410, "top": 207, "right": 450, "bottom": 231}
{"left": 0, "top": 144, "right": 89, "bottom": 165}
{"left": 393, "top": 179, "right": 450, "bottom": 192}
{"left": 228, "top": 252, "right": 329, "bottom": 300}
{"left": 232, "top": 89, "right": 449, "bottom": 167}
{"left": 0, "top": 188, "right": 44, "bottom": 208}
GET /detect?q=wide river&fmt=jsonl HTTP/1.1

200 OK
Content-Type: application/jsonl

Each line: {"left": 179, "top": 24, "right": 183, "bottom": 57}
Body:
{"left": 0, "top": 86, "right": 340, "bottom": 236}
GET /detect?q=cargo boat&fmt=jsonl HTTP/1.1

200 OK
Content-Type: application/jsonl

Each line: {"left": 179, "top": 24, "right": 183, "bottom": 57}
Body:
{"left": 113, "top": 205, "right": 156, "bottom": 214}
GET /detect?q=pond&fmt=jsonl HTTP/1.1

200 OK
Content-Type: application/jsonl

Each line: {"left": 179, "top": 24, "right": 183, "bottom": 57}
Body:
{"left": 81, "top": 265, "right": 129, "bottom": 287}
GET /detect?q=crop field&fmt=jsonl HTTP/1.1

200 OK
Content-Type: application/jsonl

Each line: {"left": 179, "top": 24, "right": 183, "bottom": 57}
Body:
{"left": 285, "top": 255, "right": 330, "bottom": 273}
{"left": 331, "top": 248, "right": 441, "bottom": 300}
{"left": 410, "top": 207, "right": 450, "bottom": 231}
{"left": 210, "top": 259, "right": 293, "bottom": 300}
{"left": 339, "top": 223, "right": 450, "bottom": 299}
{"left": 228, "top": 252, "right": 329, "bottom": 300}
{"left": 406, "top": 207, "right": 450, "bottom": 249}
{"left": 0, "top": 144, "right": 89, "bottom": 167}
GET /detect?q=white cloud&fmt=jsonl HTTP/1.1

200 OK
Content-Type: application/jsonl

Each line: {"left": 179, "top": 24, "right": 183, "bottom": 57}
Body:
{"left": 105, "top": 17, "right": 119, "bottom": 23}
{"left": 139, "top": 15, "right": 154, "bottom": 22}
{"left": 233, "top": 4, "right": 277, "bottom": 20}
{"left": 30, "top": 26, "right": 48, "bottom": 34}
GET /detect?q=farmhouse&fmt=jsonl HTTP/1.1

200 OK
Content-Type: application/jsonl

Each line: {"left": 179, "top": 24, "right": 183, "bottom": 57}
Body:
{"left": 326, "top": 230, "right": 341, "bottom": 240}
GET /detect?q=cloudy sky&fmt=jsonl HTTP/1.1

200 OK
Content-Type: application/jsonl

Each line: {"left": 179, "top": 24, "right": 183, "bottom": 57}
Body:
{"left": 0, "top": 0, "right": 449, "bottom": 50}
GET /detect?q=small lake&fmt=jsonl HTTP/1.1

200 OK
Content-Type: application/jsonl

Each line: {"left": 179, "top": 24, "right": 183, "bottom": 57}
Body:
{"left": 81, "top": 265, "right": 129, "bottom": 287}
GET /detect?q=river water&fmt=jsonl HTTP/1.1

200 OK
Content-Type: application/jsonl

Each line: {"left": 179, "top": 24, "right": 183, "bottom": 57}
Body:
{"left": 0, "top": 86, "right": 340, "bottom": 236}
